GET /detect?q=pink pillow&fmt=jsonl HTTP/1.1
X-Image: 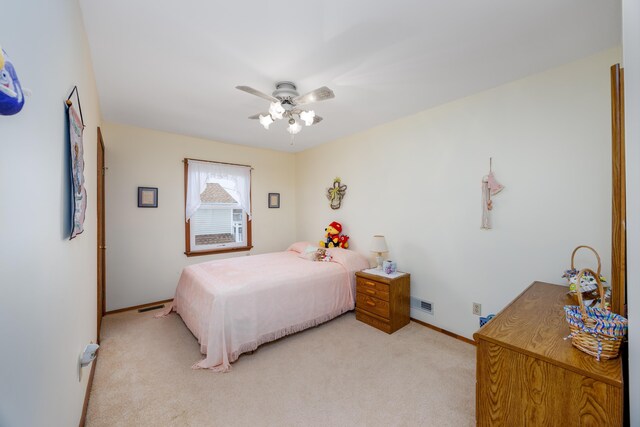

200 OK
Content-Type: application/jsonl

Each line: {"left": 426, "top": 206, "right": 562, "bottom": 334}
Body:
{"left": 326, "top": 247, "right": 371, "bottom": 271}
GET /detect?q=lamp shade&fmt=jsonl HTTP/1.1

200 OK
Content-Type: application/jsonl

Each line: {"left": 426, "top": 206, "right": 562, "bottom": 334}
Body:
{"left": 300, "top": 110, "right": 315, "bottom": 126}
{"left": 259, "top": 114, "right": 273, "bottom": 129}
{"left": 287, "top": 121, "right": 302, "bottom": 135}
{"left": 268, "top": 101, "right": 285, "bottom": 120}
{"left": 370, "top": 235, "right": 388, "bottom": 253}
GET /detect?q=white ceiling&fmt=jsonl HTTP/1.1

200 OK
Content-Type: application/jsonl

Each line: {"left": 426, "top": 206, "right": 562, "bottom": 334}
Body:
{"left": 79, "top": 0, "right": 620, "bottom": 153}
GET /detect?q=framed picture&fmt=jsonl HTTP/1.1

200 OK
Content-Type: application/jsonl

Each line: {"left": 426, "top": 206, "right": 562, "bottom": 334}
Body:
{"left": 138, "top": 187, "right": 158, "bottom": 208}
{"left": 268, "top": 192, "right": 280, "bottom": 208}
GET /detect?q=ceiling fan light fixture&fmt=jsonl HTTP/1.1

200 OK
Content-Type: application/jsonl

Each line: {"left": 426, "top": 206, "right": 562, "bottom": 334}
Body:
{"left": 287, "top": 120, "right": 302, "bottom": 135}
{"left": 259, "top": 114, "right": 274, "bottom": 129}
{"left": 238, "top": 82, "right": 332, "bottom": 141}
{"left": 299, "top": 110, "right": 315, "bottom": 126}
{"left": 269, "top": 102, "right": 285, "bottom": 120}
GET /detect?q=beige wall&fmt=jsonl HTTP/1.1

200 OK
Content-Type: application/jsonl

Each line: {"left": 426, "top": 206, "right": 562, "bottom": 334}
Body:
{"left": 0, "top": 0, "right": 102, "bottom": 425}
{"left": 101, "top": 123, "right": 296, "bottom": 311}
{"left": 295, "top": 48, "right": 620, "bottom": 339}
{"left": 623, "top": 0, "right": 640, "bottom": 424}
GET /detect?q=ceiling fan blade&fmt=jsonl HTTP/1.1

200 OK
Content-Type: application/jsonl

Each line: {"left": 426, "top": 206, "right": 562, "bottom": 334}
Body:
{"left": 236, "top": 86, "right": 279, "bottom": 103}
{"left": 248, "top": 112, "right": 268, "bottom": 119}
{"left": 293, "top": 86, "right": 335, "bottom": 105}
{"left": 312, "top": 115, "right": 323, "bottom": 125}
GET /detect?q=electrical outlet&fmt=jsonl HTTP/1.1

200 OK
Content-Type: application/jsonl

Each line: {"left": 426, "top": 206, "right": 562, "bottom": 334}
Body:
{"left": 473, "top": 302, "right": 482, "bottom": 316}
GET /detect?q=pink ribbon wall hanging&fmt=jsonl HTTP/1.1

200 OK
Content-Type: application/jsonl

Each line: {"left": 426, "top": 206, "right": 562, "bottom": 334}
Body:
{"left": 481, "top": 158, "right": 504, "bottom": 230}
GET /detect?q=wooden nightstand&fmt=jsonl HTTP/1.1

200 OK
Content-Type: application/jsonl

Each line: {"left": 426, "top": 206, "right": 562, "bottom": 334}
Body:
{"left": 355, "top": 270, "right": 410, "bottom": 334}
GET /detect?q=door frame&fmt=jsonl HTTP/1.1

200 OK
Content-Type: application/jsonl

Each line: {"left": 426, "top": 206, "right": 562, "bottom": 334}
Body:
{"left": 97, "top": 127, "right": 106, "bottom": 341}
{"left": 610, "top": 64, "right": 626, "bottom": 316}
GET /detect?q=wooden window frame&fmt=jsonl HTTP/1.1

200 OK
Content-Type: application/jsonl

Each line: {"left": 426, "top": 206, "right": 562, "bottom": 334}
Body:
{"left": 184, "top": 158, "right": 253, "bottom": 257}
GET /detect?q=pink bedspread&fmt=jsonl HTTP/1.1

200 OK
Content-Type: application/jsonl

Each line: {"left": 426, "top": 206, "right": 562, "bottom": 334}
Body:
{"left": 159, "top": 244, "right": 369, "bottom": 372}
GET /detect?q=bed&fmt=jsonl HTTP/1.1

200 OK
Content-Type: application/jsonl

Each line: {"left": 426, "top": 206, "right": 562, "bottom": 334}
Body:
{"left": 158, "top": 242, "right": 370, "bottom": 372}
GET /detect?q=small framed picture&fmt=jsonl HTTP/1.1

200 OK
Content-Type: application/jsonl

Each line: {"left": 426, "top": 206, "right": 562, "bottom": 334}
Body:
{"left": 138, "top": 187, "right": 158, "bottom": 208}
{"left": 268, "top": 192, "right": 280, "bottom": 208}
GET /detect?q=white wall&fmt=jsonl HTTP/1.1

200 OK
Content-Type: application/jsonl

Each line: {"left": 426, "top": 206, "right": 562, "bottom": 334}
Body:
{"left": 295, "top": 48, "right": 620, "bottom": 339}
{"left": 622, "top": 1, "right": 639, "bottom": 425}
{"left": 0, "top": 1, "right": 102, "bottom": 426}
{"left": 101, "top": 123, "right": 296, "bottom": 311}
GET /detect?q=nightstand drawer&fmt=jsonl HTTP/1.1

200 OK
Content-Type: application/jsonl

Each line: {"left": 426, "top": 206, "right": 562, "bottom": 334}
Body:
{"left": 356, "top": 293, "right": 390, "bottom": 319}
{"left": 356, "top": 277, "right": 389, "bottom": 293}
{"left": 356, "top": 309, "right": 391, "bottom": 333}
{"left": 356, "top": 280, "right": 390, "bottom": 301}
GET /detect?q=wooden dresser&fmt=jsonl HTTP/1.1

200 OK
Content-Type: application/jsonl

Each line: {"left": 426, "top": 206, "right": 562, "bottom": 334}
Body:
{"left": 474, "top": 282, "right": 623, "bottom": 426}
{"left": 355, "top": 270, "right": 410, "bottom": 334}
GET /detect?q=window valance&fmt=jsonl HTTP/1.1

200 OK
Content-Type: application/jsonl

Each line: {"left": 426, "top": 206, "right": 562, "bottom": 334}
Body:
{"left": 185, "top": 159, "right": 252, "bottom": 222}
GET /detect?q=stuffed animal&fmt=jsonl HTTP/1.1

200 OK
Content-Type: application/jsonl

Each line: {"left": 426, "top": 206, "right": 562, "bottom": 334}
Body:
{"left": 314, "top": 248, "right": 332, "bottom": 262}
{"left": 319, "top": 221, "right": 343, "bottom": 248}
{"left": 0, "top": 47, "right": 25, "bottom": 116}
{"left": 319, "top": 221, "right": 351, "bottom": 249}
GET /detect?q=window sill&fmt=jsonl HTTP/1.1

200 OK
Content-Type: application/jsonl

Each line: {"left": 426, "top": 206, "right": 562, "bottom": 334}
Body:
{"left": 184, "top": 245, "right": 253, "bottom": 257}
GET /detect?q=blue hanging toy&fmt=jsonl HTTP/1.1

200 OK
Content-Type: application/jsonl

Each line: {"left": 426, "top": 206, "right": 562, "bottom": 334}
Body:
{"left": 0, "top": 46, "right": 25, "bottom": 116}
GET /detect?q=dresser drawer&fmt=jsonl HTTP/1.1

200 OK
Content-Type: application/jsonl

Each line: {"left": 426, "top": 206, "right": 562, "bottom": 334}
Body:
{"left": 356, "top": 293, "right": 390, "bottom": 319}
{"left": 356, "top": 280, "right": 390, "bottom": 301}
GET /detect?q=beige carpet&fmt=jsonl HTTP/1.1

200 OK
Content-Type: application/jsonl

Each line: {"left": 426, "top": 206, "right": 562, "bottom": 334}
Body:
{"left": 86, "top": 309, "right": 476, "bottom": 426}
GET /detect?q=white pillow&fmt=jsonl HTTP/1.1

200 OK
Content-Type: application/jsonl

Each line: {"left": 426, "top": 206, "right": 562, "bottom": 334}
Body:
{"left": 297, "top": 245, "right": 320, "bottom": 261}
{"left": 287, "top": 241, "right": 314, "bottom": 253}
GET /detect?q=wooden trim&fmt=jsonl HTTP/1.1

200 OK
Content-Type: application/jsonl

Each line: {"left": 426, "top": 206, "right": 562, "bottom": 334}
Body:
{"left": 183, "top": 157, "right": 253, "bottom": 257}
{"left": 185, "top": 244, "right": 253, "bottom": 257}
{"left": 184, "top": 159, "right": 190, "bottom": 254}
{"left": 96, "top": 127, "right": 106, "bottom": 343}
{"left": 183, "top": 157, "right": 252, "bottom": 169}
{"left": 78, "top": 355, "right": 97, "bottom": 427}
{"left": 610, "top": 64, "right": 626, "bottom": 316}
{"left": 104, "top": 299, "right": 173, "bottom": 316}
{"left": 410, "top": 317, "right": 476, "bottom": 346}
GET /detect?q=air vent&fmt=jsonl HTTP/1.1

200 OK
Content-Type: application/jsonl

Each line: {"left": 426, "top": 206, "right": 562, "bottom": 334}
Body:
{"left": 411, "top": 297, "right": 434, "bottom": 315}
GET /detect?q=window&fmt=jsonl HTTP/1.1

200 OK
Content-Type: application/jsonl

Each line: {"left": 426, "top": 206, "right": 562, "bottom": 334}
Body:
{"left": 184, "top": 159, "right": 252, "bottom": 256}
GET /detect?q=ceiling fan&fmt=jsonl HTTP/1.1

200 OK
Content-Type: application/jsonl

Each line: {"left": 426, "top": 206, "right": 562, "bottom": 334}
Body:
{"left": 236, "top": 81, "right": 334, "bottom": 135}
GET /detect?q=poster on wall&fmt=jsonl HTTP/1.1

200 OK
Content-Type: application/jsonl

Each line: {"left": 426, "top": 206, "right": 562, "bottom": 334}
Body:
{"left": 67, "top": 86, "right": 86, "bottom": 239}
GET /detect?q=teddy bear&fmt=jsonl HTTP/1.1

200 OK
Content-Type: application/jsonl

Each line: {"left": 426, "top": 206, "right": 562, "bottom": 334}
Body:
{"left": 319, "top": 221, "right": 343, "bottom": 248}
{"left": 338, "top": 234, "right": 349, "bottom": 249}
{"left": 313, "top": 248, "right": 332, "bottom": 262}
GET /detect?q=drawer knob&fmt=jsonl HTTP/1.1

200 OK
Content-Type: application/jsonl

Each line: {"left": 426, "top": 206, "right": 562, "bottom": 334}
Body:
{"left": 365, "top": 281, "right": 376, "bottom": 287}
{"left": 366, "top": 299, "right": 376, "bottom": 307}
{"left": 365, "top": 289, "right": 375, "bottom": 295}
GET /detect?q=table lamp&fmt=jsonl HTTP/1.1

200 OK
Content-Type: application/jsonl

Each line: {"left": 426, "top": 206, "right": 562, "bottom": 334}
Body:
{"left": 370, "top": 235, "right": 388, "bottom": 270}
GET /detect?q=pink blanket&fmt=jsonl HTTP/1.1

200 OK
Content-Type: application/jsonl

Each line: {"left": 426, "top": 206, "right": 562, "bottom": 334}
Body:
{"left": 158, "top": 244, "right": 370, "bottom": 372}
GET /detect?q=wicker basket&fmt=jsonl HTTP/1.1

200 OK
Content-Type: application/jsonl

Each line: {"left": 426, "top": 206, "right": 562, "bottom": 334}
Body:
{"left": 570, "top": 245, "right": 601, "bottom": 276}
{"left": 564, "top": 268, "right": 627, "bottom": 360}
{"left": 564, "top": 245, "right": 607, "bottom": 304}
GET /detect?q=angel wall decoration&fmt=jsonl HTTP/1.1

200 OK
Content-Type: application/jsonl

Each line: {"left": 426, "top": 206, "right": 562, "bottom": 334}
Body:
{"left": 0, "top": 46, "right": 26, "bottom": 116}
{"left": 481, "top": 158, "right": 504, "bottom": 230}
{"left": 326, "top": 177, "right": 347, "bottom": 210}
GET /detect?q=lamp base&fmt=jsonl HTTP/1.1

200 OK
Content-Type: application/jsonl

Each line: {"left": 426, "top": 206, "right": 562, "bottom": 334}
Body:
{"left": 376, "top": 255, "right": 383, "bottom": 270}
